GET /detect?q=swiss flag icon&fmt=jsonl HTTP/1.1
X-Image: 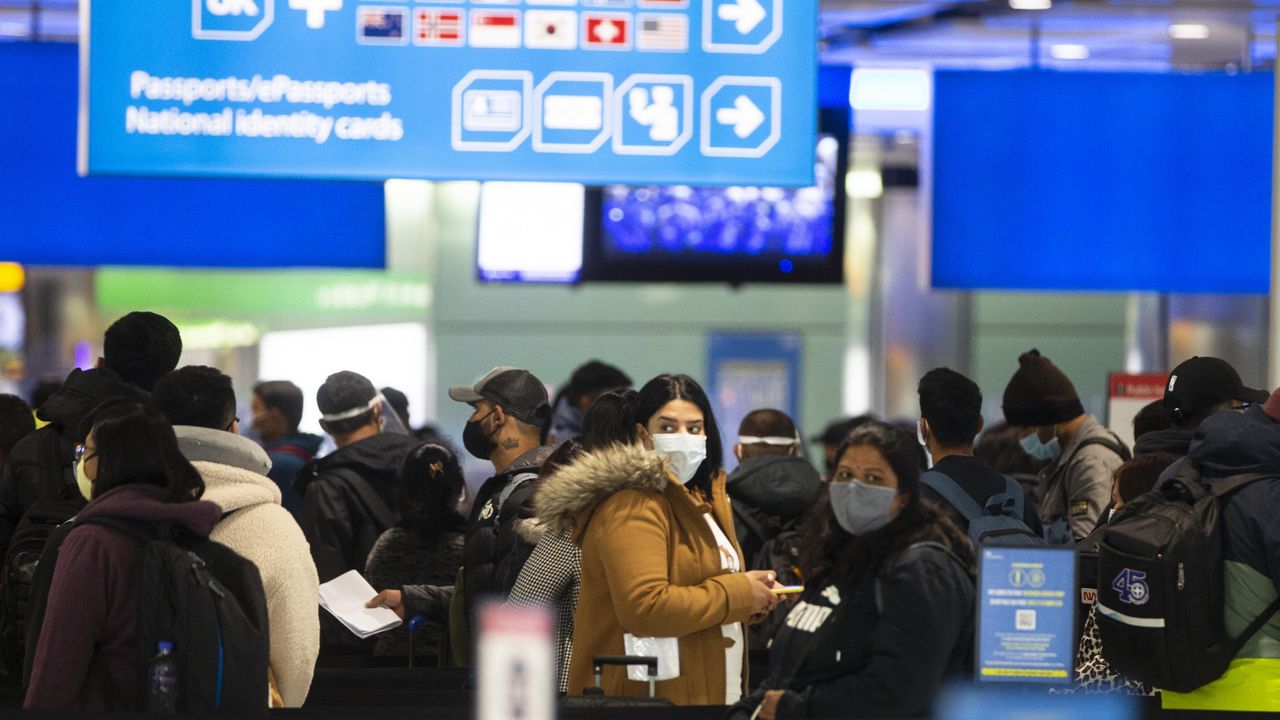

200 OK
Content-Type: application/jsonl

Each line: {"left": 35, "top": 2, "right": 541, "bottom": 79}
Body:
{"left": 583, "top": 14, "right": 630, "bottom": 49}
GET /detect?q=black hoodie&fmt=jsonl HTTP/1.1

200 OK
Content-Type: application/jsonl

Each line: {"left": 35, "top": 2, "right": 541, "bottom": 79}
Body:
{"left": 0, "top": 368, "right": 147, "bottom": 552}
{"left": 1133, "top": 427, "right": 1194, "bottom": 457}
{"left": 726, "top": 454, "right": 822, "bottom": 566}
{"left": 295, "top": 431, "right": 422, "bottom": 583}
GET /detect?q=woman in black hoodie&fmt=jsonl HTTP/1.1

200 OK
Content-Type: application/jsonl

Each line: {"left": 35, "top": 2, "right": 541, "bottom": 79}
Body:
{"left": 730, "top": 422, "right": 975, "bottom": 720}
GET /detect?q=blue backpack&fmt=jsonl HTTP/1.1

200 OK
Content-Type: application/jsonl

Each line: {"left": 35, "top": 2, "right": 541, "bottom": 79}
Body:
{"left": 922, "top": 470, "right": 1045, "bottom": 548}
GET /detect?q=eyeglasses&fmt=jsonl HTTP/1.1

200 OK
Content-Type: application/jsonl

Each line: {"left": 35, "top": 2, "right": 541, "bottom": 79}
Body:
{"left": 225, "top": 416, "right": 240, "bottom": 432}
{"left": 74, "top": 444, "right": 96, "bottom": 464}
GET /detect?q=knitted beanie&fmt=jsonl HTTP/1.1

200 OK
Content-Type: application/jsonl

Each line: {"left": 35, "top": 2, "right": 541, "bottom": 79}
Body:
{"left": 1002, "top": 349, "right": 1085, "bottom": 427}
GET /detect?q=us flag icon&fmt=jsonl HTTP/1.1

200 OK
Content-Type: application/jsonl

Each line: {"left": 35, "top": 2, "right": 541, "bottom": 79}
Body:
{"left": 582, "top": 13, "right": 630, "bottom": 50}
{"left": 636, "top": 13, "right": 686, "bottom": 51}
{"left": 415, "top": 9, "right": 464, "bottom": 45}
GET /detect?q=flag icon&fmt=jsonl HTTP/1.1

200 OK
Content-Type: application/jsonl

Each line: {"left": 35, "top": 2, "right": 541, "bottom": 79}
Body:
{"left": 525, "top": 10, "right": 577, "bottom": 49}
{"left": 470, "top": 10, "right": 521, "bottom": 47}
{"left": 357, "top": 6, "right": 408, "bottom": 44}
{"left": 582, "top": 13, "right": 630, "bottom": 50}
{"left": 636, "top": 13, "right": 686, "bottom": 51}
{"left": 415, "top": 9, "right": 463, "bottom": 45}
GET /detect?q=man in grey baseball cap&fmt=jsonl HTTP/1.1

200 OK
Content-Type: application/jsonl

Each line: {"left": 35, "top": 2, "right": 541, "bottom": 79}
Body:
{"left": 372, "top": 367, "right": 553, "bottom": 653}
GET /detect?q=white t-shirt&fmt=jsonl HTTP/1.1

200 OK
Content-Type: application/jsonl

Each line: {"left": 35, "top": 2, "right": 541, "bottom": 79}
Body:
{"left": 704, "top": 513, "right": 745, "bottom": 704}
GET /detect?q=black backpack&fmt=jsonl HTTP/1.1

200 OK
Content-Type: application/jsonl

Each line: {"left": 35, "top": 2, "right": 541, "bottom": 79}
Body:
{"left": 28, "top": 516, "right": 270, "bottom": 712}
{"left": 1095, "top": 461, "right": 1280, "bottom": 693}
{"left": 1, "top": 429, "right": 82, "bottom": 678}
{"left": 732, "top": 508, "right": 804, "bottom": 649}
{"left": 922, "top": 470, "right": 1044, "bottom": 548}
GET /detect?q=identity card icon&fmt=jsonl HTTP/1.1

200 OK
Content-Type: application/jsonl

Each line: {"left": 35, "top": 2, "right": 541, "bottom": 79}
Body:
{"left": 192, "top": 0, "right": 274, "bottom": 40}
{"left": 702, "top": 0, "right": 780, "bottom": 53}
{"left": 613, "top": 74, "right": 693, "bottom": 155}
{"left": 453, "top": 71, "right": 534, "bottom": 151}
{"left": 533, "top": 72, "right": 613, "bottom": 153}
{"left": 700, "top": 76, "right": 780, "bottom": 158}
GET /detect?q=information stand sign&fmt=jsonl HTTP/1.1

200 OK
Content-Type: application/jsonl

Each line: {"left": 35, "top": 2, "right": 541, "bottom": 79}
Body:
{"left": 976, "top": 546, "right": 1077, "bottom": 685}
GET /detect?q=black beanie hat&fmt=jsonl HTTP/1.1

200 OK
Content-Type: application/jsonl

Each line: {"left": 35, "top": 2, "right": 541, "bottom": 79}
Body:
{"left": 1002, "top": 349, "right": 1085, "bottom": 427}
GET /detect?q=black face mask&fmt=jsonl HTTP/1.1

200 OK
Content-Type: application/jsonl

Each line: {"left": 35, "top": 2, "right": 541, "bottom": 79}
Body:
{"left": 463, "top": 411, "right": 497, "bottom": 460}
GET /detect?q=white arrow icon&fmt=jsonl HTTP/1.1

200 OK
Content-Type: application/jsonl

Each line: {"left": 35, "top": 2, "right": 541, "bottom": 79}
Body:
{"left": 715, "top": 94, "right": 764, "bottom": 138}
{"left": 716, "top": 0, "right": 765, "bottom": 35}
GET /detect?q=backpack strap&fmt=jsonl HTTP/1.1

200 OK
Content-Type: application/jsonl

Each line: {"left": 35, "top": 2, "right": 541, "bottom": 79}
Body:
{"left": 42, "top": 431, "right": 70, "bottom": 501}
{"left": 496, "top": 472, "right": 539, "bottom": 517}
{"left": 1204, "top": 471, "right": 1280, "bottom": 656}
{"left": 981, "top": 476, "right": 1025, "bottom": 519}
{"left": 921, "top": 470, "right": 984, "bottom": 522}
{"left": 329, "top": 468, "right": 397, "bottom": 530}
{"left": 1075, "top": 433, "right": 1133, "bottom": 463}
{"left": 1227, "top": 594, "right": 1280, "bottom": 657}
{"left": 1001, "top": 475, "right": 1026, "bottom": 519}
{"left": 1209, "top": 472, "right": 1275, "bottom": 498}
{"left": 1053, "top": 432, "right": 1132, "bottom": 520}
{"left": 271, "top": 444, "right": 315, "bottom": 463}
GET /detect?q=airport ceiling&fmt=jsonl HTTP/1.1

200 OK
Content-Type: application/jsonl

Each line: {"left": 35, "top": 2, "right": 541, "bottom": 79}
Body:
{"left": 1, "top": 0, "right": 1277, "bottom": 70}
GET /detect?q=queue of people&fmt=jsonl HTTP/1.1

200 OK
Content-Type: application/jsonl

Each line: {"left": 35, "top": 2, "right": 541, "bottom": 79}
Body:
{"left": 0, "top": 311, "right": 1277, "bottom": 715}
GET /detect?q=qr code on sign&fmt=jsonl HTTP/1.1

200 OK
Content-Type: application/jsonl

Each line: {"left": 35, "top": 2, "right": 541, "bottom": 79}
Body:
{"left": 1015, "top": 609, "right": 1037, "bottom": 631}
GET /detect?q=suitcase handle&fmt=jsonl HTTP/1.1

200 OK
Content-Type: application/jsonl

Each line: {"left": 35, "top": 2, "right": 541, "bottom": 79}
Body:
{"left": 407, "top": 616, "right": 428, "bottom": 668}
{"left": 592, "top": 655, "right": 659, "bottom": 698}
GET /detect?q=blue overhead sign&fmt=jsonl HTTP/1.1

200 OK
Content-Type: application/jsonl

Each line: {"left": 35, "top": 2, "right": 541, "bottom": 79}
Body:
{"left": 80, "top": 0, "right": 816, "bottom": 185}
{"left": 977, "top": 546, "right": 1076, "bottom": 684}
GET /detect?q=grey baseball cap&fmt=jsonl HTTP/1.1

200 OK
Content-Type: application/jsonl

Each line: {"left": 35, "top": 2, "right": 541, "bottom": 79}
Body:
{"left": 448, "top": 366, "right": 551, "bottom": 427}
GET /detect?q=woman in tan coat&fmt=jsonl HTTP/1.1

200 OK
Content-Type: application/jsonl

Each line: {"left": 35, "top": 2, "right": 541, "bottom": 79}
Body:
{"left": 536, "top": 374, "right": 780, "bottom": 705}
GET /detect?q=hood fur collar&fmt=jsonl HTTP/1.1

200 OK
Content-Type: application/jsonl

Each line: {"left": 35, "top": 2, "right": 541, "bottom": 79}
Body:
{"left": 535, "top": 443, "right": 670, "bottom": 534}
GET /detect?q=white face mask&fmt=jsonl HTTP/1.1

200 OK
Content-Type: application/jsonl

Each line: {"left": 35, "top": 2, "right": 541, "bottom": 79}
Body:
{"left": 652, "top": 433, "right": 708, "bottom": 485}
{"left": 916, "top": 420, "right": 934, "bottom": 468}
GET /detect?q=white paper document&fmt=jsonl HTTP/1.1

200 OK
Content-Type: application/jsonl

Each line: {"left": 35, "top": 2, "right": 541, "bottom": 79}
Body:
{"left": 318, "top": 570, "right": 403, "bottom": 639}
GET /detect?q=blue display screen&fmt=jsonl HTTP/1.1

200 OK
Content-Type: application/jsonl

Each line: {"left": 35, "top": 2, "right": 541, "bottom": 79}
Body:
{"left": 0, "top": 42, "right": 386, "bottom": 269}
{"left": 600, "top": 132, "right": 839, "bottom": 257}
{"left": 932, "top": 70, "right": 1272, "bottom": 294}
{"left": 599, "top": 130, "right": 839, "bottom": 256}
{"left": 581, "top": 105, "right": 846, "bottom": 283}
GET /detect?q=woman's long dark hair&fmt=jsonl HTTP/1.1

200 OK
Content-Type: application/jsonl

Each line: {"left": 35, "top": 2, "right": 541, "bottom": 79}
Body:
{"left": 397, "top": 443, "right": 467, "bottom": 538}
{"left": 631, "top": 374, "right": 723, "bottom": 495}
{"left": 798, "top": 422, "right": 973, "bottom": 584}
{"left": 581, "top": 389, "right": 638, "bottom": 451}
{"left": 88, "top": 400, "right": 204, "bottom": 502}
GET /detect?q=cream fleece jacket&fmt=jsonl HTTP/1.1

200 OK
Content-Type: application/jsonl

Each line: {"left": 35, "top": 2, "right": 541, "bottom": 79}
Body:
{"left": 176, "top": 427, "right": 321, "bottom": 708}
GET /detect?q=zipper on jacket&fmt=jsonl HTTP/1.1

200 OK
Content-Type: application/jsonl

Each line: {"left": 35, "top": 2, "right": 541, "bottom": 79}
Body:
{"left": 1177, "top": 562, "right": 1185, "bottom": 591}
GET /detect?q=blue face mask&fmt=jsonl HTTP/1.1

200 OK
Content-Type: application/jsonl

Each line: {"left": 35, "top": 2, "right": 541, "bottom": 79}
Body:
{"left": 1020, "top": 430, "right": 1062, "bottom": 462}
{"left": 828, "top": 478, "right": 900, "bottom": 536}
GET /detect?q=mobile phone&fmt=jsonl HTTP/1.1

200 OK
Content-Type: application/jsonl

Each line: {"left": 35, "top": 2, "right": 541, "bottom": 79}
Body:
{"left": 770, "top": 585, "right": 804, "bottom": 595}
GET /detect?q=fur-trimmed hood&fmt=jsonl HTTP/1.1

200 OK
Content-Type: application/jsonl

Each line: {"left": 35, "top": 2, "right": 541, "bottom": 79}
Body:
{"left": 535, "top": 443, "right": 671, "bottom": 535}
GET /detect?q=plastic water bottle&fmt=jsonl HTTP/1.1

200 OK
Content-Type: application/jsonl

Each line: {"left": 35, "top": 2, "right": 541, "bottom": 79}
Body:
{"left": 147, "top": 641, "right": 178, "bottom": 713}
